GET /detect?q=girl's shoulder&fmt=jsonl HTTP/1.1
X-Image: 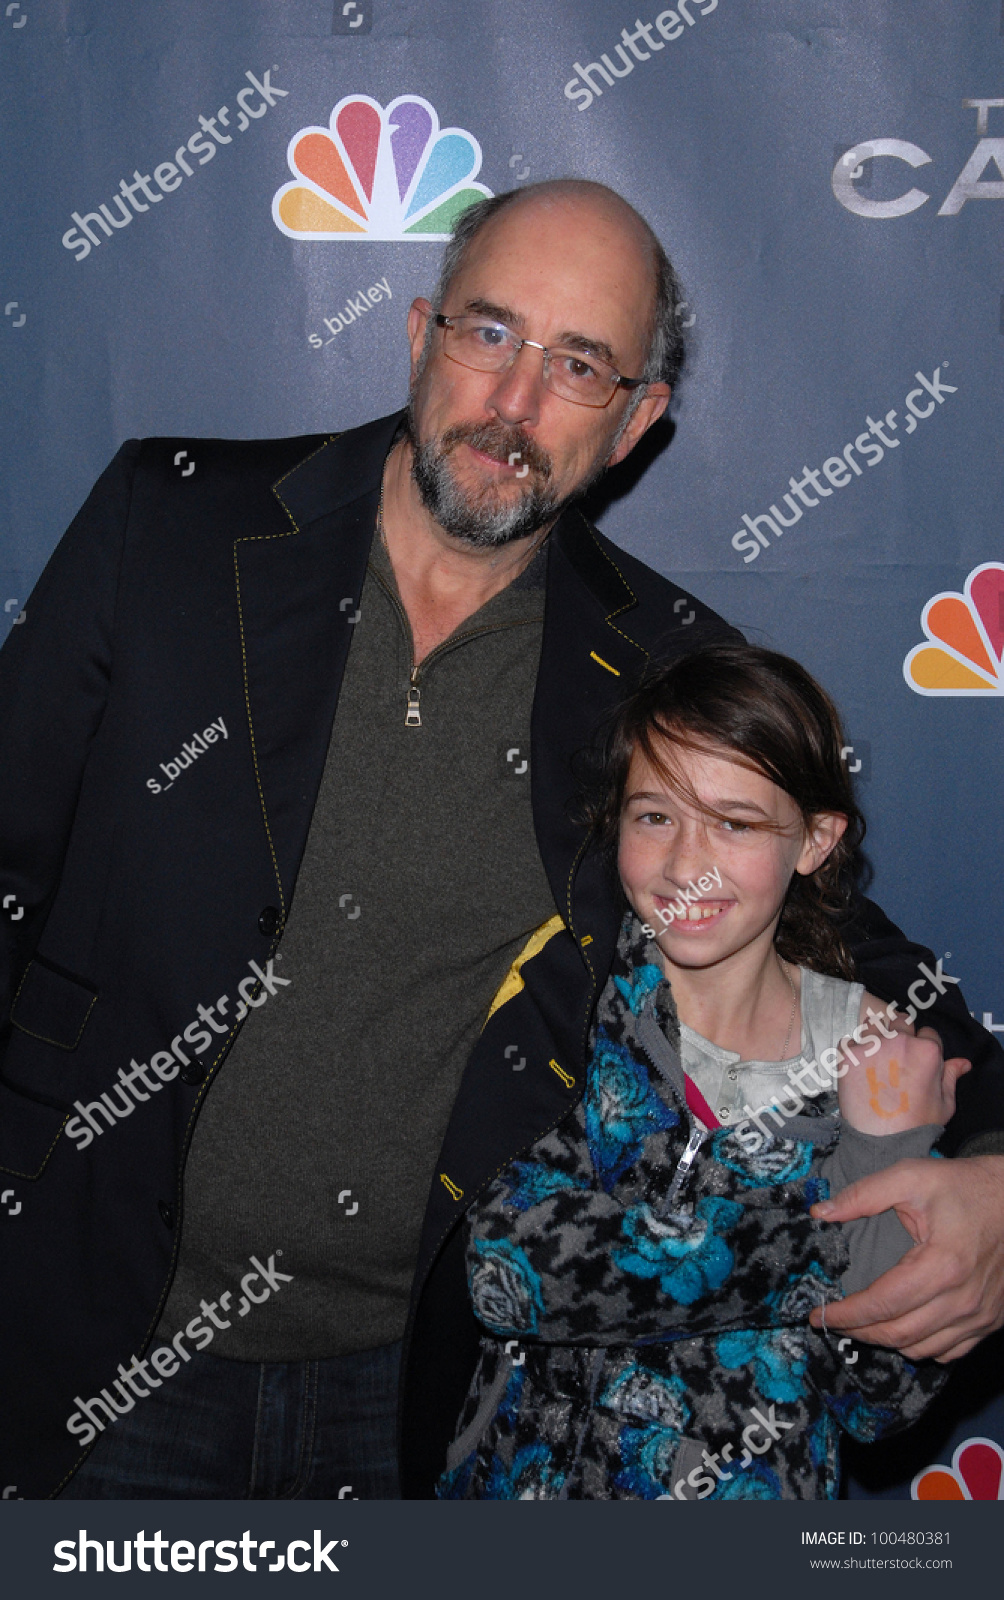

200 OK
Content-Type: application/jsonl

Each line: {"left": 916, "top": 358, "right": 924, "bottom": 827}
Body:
{"left": 798, "top": 965, "right": 865, "bottom": 1061}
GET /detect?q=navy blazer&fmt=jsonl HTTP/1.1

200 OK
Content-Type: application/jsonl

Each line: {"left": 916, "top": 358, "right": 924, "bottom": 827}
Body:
{"left": 0, "top": 411, "right": 1001, "bottom": 1499}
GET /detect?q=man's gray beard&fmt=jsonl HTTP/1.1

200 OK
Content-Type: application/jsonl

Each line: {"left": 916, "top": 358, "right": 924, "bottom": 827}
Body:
{"left": 404, "top": 400, "right": 623, "bottom": 549}
{"left": 410, "top": 440, "right": 562, "bottom": 548}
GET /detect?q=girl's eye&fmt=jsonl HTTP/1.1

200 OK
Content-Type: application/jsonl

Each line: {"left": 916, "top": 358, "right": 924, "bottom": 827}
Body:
{"left": 720, "top": 819, "right": 752, "bottom": 834}
{"left": 639, "top": 811, "right": 671, "bottom": 826}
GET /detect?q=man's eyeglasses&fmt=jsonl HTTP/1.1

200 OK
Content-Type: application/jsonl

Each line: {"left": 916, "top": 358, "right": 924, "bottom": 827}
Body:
{"left": 434, "top": 313, "right": 646, "bottom": 409}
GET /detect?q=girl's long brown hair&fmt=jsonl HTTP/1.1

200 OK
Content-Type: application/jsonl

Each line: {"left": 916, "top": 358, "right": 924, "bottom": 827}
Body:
{"left": 585, "top": 643, "right": 867, "bottom": 980}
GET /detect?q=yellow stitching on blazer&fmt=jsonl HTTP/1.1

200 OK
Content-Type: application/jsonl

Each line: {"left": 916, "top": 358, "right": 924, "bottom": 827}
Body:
{"left": 235, "top": 432, "right": 364, "bottom": 909}
{"left": 8, "top": 961, "right": 98, "bottom": 1051}
{"left": 271, "top": 433, "right": 341, "bottom": 511}
{"left": 422, "top": 1087, "right": 586, "bottom": 1278}
{"left": 332, "top": 513, "right": 646, "bottom": 1303}
{"left": 232, "top": 550, "right": 286, "bottom": 921}
{"left": 564, "top": 829, "right": 595, "bottom": 990}
{"left": 589, "top": 650, "right": 620, "bottom": 676}
{"left": 579, "top": 515, "right": 650, "bottom": 664}
{"left": 440, "top": 1173, "right": 464, "bottom": 1201}
{"left": 0, "top": 1110, "right": 71, "bottom": 1182}
{"left": 549, "top": 1058, "right": 575, "bottom": 1089}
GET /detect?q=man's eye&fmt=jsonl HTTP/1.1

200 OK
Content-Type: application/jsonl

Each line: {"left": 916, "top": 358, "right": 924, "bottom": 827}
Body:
{"left": 472, "top": 323, "right": 509, "bottom": 348}
{"left": 557, "top": 353, "right": 600, "bottom": 381}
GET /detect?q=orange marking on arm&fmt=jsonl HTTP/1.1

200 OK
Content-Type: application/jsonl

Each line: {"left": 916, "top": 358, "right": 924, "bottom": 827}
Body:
{"left": 866, "top": 1057, "right": 910, "bottom": 1118}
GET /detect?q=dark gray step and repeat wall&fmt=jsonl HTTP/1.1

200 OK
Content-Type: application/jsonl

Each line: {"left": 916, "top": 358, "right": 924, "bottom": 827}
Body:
{"left": 1, "top": 0, "right": 1001, "bottom": 1578}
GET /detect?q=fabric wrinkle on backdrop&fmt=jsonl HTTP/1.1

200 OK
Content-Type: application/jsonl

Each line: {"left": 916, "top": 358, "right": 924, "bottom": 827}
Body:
{"left": 1, "top": 0, "right": 1001, "bottom": 1502}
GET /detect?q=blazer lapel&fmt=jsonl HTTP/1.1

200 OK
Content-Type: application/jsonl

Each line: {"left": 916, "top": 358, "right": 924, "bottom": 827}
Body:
{"left": 532, "top": 507, "right": 651, "bottom": 1010}
{"left": 233, "top": 411, "right": 402, "bottom": 913}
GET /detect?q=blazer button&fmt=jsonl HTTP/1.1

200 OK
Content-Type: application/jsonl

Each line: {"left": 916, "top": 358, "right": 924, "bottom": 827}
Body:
{"left": 158, "top": 1201, "right": 175, "bottom": 1229}
{"left": 258, "top": 906, "right": 281, "bottom": 937}
{"left": 179, "top": 1060, "right": 207, "bottom": 1086}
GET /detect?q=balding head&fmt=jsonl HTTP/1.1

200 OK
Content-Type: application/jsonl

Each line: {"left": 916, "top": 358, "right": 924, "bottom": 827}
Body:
{"left": 432, "top": 179, "right": 685, "bottom": 387}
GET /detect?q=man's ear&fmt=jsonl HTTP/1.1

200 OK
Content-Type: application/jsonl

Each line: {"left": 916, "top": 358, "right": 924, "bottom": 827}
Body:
{"left": 795, "top": 812, "right": 848, "bottom": 877}
{"left": 408, "top": 298, "right": 433, "bottom": 382}
{"left": 607, "top": 383, "right": 671, "bottom": 468}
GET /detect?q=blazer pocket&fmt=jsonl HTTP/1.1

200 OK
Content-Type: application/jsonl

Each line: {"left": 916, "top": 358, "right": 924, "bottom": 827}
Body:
{"left": 10, "top": 957, "right": 99, "bottom": 1051}
{"left": 0, "top": 1081, "right": 68, "bottom": 1178}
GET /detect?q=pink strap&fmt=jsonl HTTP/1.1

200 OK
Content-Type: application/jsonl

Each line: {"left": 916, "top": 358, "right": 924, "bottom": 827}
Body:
{"left": 684, "top": 1075, "right": 721, "bottom": 1130}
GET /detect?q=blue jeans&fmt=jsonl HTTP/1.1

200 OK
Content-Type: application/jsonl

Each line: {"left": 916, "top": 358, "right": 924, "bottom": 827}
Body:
{"left": 59, "top": 1341, "right": 401, "bottom": 1499}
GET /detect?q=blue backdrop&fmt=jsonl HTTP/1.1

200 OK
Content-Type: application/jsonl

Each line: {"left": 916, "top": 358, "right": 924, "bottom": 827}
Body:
{"left": 1, "top": 0, "right": 1002, "bottom": 1502}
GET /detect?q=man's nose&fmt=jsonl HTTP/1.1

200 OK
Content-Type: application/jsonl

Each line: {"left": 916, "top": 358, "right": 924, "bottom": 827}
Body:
{"left": 484, "top": 344, "right": 544, "bottom": 426}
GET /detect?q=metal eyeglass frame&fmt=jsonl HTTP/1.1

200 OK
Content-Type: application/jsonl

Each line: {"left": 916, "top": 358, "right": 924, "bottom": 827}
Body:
{"left": 434, "top": 313, "right": 646, "bottom": 408}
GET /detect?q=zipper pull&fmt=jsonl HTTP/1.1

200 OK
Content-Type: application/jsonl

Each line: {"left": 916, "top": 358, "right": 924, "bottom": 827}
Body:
{"left": 405, "top": 668, "right": 421, "bottom": 727}
{"left": 676, "top": 1126, "right": 704, "bottom": 1177}
{"left": 658, "top": 1126, "right": 705, "bottom": 1217}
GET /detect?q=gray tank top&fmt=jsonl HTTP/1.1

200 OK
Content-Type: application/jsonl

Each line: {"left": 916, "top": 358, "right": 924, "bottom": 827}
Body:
{"left": 681, "top": 966, "right": 863, "bottom": 1128}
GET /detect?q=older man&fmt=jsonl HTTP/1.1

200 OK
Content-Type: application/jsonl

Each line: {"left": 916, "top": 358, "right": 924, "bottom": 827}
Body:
{"left": 2, "top": 181, "right": 1002, "bottom": 1502}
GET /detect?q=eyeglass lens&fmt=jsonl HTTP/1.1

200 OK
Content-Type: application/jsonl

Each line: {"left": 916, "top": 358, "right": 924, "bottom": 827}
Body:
{"left": 442, "top": 316, "right": 620, "bottom": 407}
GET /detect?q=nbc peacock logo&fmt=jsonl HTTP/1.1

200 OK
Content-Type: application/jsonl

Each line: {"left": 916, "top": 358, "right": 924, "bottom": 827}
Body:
{"left": 904, "top": 562, "right": 1004, "bottom": 695}
{"left": 272, "top": 93, "right": 492, "bottom": 242}
{"left": 912, "top": 1436, "right": 1004, "bottom": 1500}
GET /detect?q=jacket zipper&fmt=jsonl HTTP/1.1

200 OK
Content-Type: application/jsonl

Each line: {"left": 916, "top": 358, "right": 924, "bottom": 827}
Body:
{"left": 658, "top": 1125, "right": 706, "bottom": 1217}
{"left": 372, "top": 566, "right": 542, "bottom": 729}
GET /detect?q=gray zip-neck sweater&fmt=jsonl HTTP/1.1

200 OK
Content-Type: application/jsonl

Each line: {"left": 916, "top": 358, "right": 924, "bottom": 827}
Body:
{"left": 161, "top": 534, "right": 557, "bottom": 1359}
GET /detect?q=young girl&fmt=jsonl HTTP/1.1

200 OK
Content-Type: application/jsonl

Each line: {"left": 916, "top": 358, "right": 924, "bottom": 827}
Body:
{"left": 438, "top": 642, "right": 967, "bottom": 1500}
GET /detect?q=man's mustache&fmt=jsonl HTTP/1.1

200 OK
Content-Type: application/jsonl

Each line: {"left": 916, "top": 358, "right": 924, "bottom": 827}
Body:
{"left": 437, "top": 422, "right": 552, "bottom": 481}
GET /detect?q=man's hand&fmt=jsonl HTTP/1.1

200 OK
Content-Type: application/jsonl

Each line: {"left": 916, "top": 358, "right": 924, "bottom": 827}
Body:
{"left": 809, "top": 1155, "right": 1004, "bottom": 1361}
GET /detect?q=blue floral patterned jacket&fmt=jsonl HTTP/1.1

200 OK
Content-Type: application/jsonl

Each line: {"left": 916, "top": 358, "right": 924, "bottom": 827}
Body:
{"left": 438, "top": 916, "right": 947, "bottom": 1500}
